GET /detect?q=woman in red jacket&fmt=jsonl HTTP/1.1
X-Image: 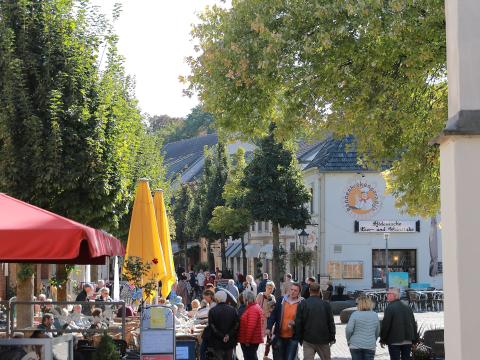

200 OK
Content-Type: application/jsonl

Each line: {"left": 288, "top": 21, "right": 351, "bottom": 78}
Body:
{"left": 238, "top": 290, "right": 264, "bottom": 360}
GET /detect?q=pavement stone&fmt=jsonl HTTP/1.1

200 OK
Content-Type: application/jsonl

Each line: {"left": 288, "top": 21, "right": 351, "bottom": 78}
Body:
{"left": 234, "top": 311, "right": 444, "bottom": 360}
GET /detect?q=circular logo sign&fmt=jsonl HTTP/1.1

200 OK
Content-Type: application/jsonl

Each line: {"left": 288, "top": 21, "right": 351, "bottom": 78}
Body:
{"left": 344, "top": 182, "right": 381, "bottom": 218}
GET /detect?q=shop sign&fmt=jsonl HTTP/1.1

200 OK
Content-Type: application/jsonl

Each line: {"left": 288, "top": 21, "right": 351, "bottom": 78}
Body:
{"left": 355, "top": 220, "right": 420, "bottom": 233}
{"left": 344, "top": 181, "right": 382, "bottom": 219}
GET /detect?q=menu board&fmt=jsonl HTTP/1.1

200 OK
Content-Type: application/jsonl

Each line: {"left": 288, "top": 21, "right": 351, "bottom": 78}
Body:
{"left": 140, "top": 306, "right": 175, "bottom": 357}
{"left": 327, "top": 261, "right": 343, "bottom": 279}
{"left": 342, "top": 261, "right": 364, "bottom": 279}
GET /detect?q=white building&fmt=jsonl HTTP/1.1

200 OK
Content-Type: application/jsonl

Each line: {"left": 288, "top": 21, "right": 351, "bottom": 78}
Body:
{"left": 230, "top": 136, "right": 443, "bottom": 291}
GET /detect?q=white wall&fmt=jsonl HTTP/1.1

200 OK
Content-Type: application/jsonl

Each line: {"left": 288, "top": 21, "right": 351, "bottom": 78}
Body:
{"left": 322, "top": 172, "right": 443, "bottom": 291}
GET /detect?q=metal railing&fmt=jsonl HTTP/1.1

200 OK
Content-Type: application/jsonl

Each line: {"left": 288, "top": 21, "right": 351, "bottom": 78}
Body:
{"left": 6, "top": 300, "right": 126, "bottom": 339}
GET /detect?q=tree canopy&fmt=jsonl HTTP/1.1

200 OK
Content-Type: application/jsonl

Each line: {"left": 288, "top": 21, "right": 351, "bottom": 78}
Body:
{"left": 209, "top": 147, "right": 252, "bottom": 270}
{"left": 186, "top": 0, "right": 446, "bottom": 216}
{"left": 0, "top": 0, "right": 168, "bottom": 234}
{"left": 147, "top": 105, "right": 215, "bottom": 144}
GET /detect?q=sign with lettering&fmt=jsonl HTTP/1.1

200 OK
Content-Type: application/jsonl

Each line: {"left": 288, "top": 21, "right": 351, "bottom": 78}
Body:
{"left": 355, "top": 220, "right": 420, "bottom": 233}
{"left": 344, "top": 181, "right": 382, "bottom": 219}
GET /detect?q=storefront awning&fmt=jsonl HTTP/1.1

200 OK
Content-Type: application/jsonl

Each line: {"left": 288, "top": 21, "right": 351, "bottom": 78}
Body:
{"left": 0, "top": 193, "right": 124, "bottom": 264}
{"left": 225, "top": 241, "right": 242, "bottom": 258}
{"left": 245, "top": 243, "right": 263, "bottom": 258}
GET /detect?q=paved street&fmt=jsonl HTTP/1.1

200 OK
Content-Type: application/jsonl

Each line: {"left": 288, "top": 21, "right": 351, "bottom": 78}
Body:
{"left": 235, "top": 312, "right": 444, "bottom": 360}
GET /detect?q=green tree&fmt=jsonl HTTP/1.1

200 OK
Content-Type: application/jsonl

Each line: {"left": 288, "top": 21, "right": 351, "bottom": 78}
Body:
{"left": 208, "top": 148, "right": 251, "bottom": 273}
{"left": 147, "top": 114, "right": 183, "bottom": 134}
{"left": 187, "top": 0, "right": 446, "bottom": 216}
{"left": 242, "top": 125, "right": 310, "bottom": 290}
{"left": 197, "top": 143, "right": 229, "bottom": 270}
{"left": 0, "top": 0, "right": 167, "bottom": 315}
{"left": 150, "top": 105, "right": 215, "bottom": 144}
{"left": 173, "top": 184, "right": 194, "bottom": 269}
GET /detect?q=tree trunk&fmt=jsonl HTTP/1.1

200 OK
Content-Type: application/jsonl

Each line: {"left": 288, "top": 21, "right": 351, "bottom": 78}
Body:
{"left": 220, "top": 233, "right": 226, "bottom": 271}
{"left": 16, "top": 263, "right": 34, "bottom": 329}
{"left": 182, "top": 239, "right": 188, "bottom": 272}
{"left": 207, "top": 239, "right": 215, "bottom": 271}
{"left": 91, "top": 264, "right": 98, "bottom": 283}
{"left": 56, "top": 264, "right": 68, "bottom": 301}
{"left": 241, "top": 234, "right": 247, "bottom": 276}
{"left": 272, "top": 223, "right": 281, "bottom": 296}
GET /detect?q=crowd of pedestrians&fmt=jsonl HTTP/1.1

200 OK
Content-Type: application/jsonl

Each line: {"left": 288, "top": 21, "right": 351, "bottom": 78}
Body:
{"left": 169, "top": 268, "right": 419, "bottom": 360}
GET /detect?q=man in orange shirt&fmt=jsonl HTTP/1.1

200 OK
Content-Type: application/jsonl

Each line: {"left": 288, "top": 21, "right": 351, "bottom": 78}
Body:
{"left": 266, "top": 282, "right": 304, "bottom": 360}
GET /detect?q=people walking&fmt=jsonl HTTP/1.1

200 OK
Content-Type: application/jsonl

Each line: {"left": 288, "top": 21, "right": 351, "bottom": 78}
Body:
{"left": 206, "top": 290, "right": 239, "bottom": 360}
{"left": 197, "top": 269, "right": 206, "bottom": 294}
{"left": 380, "top": 288, "right": 419, "bottom": 360}
{"left": 267, "top": 282, "right": 303, "bottom": 360}
{"left": 346, "top": 295, "right": 380, "bottom": 360}
{"left": 258, "top": 273, "right": 269, "bottom": 294}
{"left": 238, "top": 290, "right": 264, "bottom": 360}
{"left": 256, "top": 281, "right": 276, "bottom": 360}
{"left": 226, "top": 279, "right": 240, "bottom": 301}
{"left": 301, "top": 277, "right": 316, "bottom": 299}
{"left": 281, "top": 274, "right": 293, "bottom": 296}
{"left": 295, "top": 282, "right": 335, "bottom": 360}
{"left": 245, "top": 275, "right": 257, "bottom": 296}
{"left": 176, "top": 274, "right": 191, "bottom": 308}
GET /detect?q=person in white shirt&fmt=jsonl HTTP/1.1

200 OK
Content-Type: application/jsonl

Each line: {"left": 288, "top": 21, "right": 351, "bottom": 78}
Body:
{"left": 244, "top": 275, "right": 257, "bottom": 296}
{"left": 197, "top": 269, "right": 206, "bottom": 291}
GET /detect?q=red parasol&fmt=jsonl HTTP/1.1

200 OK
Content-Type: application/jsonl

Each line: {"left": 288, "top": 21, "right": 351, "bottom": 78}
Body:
{"left": 0, "top": 193, "right": 124, "bottom": 264}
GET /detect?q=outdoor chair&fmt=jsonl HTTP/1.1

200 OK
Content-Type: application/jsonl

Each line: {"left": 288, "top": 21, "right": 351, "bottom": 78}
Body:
{"left": 433, "top": 292, "right": 444, "bottom": 312}
{"left": 408, "top": 291, "right": 423, "bottom": 312}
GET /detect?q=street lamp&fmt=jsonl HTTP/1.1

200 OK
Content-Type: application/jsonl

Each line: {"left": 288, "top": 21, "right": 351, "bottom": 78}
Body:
{"left": 299, "top": 229, "right": 309, "bottom": 281}
{"left": 384, "top": 233, "right": 390, "bottom": 289}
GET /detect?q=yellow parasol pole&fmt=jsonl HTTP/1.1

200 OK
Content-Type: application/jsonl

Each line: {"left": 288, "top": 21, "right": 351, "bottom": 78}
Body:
{"left": 124, "top": 179, "right": 166, "bottom": 302}
{"left": 153, "top": 190, "right": 176, "bottom": 298}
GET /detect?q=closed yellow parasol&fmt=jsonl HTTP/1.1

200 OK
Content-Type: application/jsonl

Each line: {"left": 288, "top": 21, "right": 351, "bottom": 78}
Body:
{"left": 124, "top": 179, "right": 166, "bottom": 296}
{"left": 153, "top": 190, "right": 176, "bottom": 298}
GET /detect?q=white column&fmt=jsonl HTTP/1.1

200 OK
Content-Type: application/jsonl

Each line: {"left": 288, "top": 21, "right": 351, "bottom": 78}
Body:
{"left": 85, "top": 265, "right": 91, "bottom": 284}
{"left": 440, "top": 1, "right": 480, "bottom": 358}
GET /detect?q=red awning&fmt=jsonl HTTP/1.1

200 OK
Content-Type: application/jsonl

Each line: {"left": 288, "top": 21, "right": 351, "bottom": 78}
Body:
{"left": 0, "top": 193, "right": 125, "bottom": 264}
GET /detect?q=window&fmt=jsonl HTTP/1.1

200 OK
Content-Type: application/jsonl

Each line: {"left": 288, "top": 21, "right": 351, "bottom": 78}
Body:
{"left": 257, "top": 221, "right": 262, "bottom": 233}
{"left": 310, "top": 187, "right": 314, "bottom": 214}
{"left": 290, "top": 242, "right": 296, "bottom": 251}
{"left": 264, "top": 221, "right": 269, "bottom": 232}
{"left": 327, "top": 261, "right": 343, "bottom": 279}
{"left": 342, "top": 262, "right": 364, "bottom": 279}
{"left": 372, "top": 249, "right": 417, "bottom": 288}
{"left": 251, "top": 223, "right": 255, "bottom": 232}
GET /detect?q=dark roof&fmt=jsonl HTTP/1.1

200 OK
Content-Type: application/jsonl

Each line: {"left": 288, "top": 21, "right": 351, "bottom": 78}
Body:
{"left": 304, "top": 136, "right": 367, "bottom": 171}
{"left": 163, "top": 133, "right": 369, "bottom": 183}
{"left": 162, "top": 133, "right": 218, "bottom": 179}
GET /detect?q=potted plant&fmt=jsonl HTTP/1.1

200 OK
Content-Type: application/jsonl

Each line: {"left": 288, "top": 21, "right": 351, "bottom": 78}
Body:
{"left": 94, "top": 332, "right": 121, "bottom": 360}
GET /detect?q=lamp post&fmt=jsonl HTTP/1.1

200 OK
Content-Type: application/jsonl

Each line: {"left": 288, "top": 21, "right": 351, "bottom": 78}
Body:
{"left": 384, "top": 233, "right": 390, "bottom": 289}
{"left": 299, "top": 229, "right": 309, "bottom": 281}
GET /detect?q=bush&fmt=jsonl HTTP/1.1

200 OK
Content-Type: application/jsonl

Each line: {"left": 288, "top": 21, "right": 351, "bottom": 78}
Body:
{"left": 94, "top": 333, "right": 120, "bottom": 360}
